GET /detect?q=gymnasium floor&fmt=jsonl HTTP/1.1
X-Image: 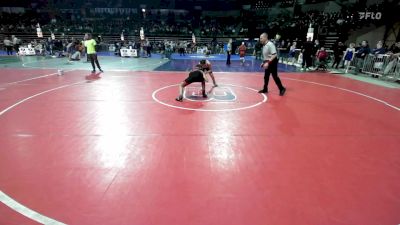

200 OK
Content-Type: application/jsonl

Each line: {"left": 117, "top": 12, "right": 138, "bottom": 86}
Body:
{"left": 0, "top": 54, "right": 399, "bottom": 225}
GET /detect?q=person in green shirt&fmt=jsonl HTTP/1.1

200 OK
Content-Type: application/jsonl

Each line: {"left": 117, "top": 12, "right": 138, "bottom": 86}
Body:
{"left": 84, "top": 33, "right": 103, "bottom": 73}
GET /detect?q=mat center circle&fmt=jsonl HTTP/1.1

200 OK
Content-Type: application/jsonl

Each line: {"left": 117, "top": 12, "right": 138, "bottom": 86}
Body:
{"left": 152, "top": 83, "right": 267, "bottom": 112}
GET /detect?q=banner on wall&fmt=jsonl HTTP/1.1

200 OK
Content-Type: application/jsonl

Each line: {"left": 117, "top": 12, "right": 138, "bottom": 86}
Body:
{"left": 94, "top": 8, "right": 137, "bottom": 14}
{"left": 36, "top": 23, "right": 43, "bottom": 38}
{"left": 120, "top": 49, "right": 138, "bottom": 57}
{"left": 306, "top": 24, "right": 314, "bottom": 41}
{"left": 192, "top": 33, "right": 196, "bottom": 44}
{"left": 19, "top": 47, "right": 35, "bottom": 56}
{"left": 140, "top": 27, "right": 145, "bottom": 40}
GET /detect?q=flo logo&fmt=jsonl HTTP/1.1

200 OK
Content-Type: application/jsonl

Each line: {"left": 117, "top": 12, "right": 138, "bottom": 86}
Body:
{"left": 359, "top": 12, "right": 382, "bottom": 20}
{"left": 184, "top": 86, "right": 236, "bottom": 102}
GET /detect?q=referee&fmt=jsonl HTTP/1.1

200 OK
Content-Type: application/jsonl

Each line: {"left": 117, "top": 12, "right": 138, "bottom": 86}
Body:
{"left": 84, "top": 33, "right": 103, "bottom": 73}
{"left": 258, "top": 33, "right": 286, "bottom": 96}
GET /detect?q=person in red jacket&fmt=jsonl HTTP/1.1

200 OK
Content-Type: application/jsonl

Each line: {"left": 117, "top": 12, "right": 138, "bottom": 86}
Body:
{"left": 316, "top": 47, "right": 328, "bottom": 60}
{"left": 315, "top": 46, "right": 328, "bottom": 70}
{"left": 239, "top": 42, "right": 247, "bottom": 64}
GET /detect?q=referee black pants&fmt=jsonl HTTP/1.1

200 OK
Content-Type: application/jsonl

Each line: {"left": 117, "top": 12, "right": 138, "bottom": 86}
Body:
{"left": 302, "top": 53, "right": 312, "bottom": 68}
{"left": 226, "top": 51, "right": 231, "bottom": 65}
{"left": 6, "top": 46, "right": 13, "bottom": 55}
{"left": 263, "top": 58, "right": 284, "bottom": 91}
{"left": 88, "top": 53, "right": 101, "bottom": 71}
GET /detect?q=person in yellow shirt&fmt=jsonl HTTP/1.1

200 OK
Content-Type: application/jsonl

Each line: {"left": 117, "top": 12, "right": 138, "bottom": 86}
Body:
{"left": 84, "top": 33, "right": 103, "bottom": 73}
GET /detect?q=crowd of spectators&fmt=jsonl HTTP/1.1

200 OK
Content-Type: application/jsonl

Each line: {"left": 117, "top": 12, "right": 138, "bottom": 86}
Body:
{"left": 0, "top": 10, "right": 240, "bottom": 37}
{"left": 0, "top": 1, "right": 386, "bottom": 40}
{"left": 1, "top": 0, "right": 398, "bottom": 78}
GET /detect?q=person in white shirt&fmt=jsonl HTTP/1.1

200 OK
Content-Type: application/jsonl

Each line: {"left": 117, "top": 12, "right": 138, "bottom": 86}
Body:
{"left": 258, "top": 33, "right": 286, "bottom": 96}
{"left": 12, "top": 35, "right": 21, "bottom": 55}
{"left": 3, "top": 37, "right": 13, "bottom": 55}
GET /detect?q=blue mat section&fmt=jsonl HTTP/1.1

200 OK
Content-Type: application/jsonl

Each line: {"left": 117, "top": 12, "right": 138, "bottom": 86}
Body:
{"left": 0, "top": 51, "right": 297, "bottom": 72}
{"left": 155, "top": 58, "right": 297, "bottom": 72}
{"left": 170, "top": 53, "right": 253, "bottom": 61}
{"left": 102, "top": 52, "right": 164, "bottom": 59}
{"left": 0, "top": 50, "right": 16, "bottom": 56}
